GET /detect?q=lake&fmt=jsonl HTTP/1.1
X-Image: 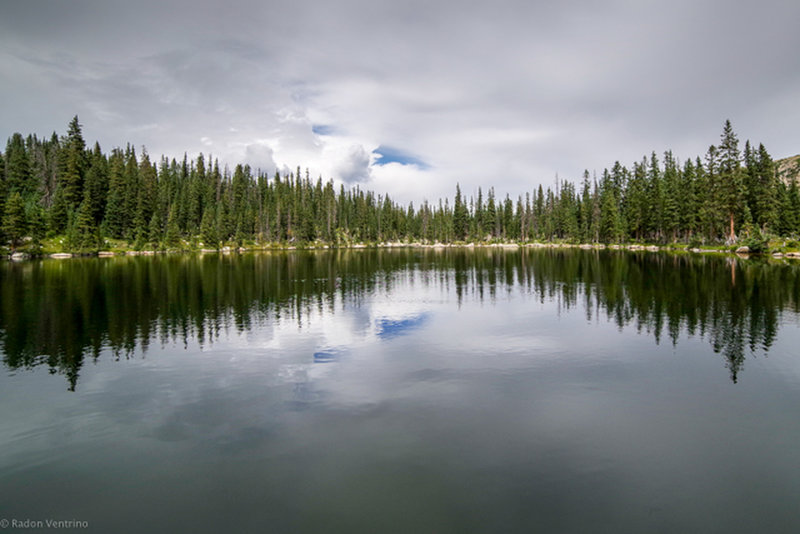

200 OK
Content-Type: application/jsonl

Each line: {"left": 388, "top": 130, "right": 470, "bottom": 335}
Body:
{"left": 1, "top": 249, "right": 800, "bottom": 533}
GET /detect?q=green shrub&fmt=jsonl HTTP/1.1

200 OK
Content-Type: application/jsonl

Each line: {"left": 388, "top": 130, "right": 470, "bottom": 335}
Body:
{"left": 741, "top": 232, "right": 769, "bottom": 254}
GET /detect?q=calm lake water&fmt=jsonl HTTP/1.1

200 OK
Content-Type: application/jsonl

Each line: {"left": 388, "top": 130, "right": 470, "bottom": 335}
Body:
{"left": 1, "top": 249, "right": 800, "bottom": 533}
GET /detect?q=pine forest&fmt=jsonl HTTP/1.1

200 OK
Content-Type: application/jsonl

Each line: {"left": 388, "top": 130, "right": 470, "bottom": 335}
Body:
{"left": 2, "top": 117, "right": 799, "bottom": 255}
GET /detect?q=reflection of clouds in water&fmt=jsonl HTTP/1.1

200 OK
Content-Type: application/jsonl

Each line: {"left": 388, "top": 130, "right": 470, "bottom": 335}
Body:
{"left": 314, "top": 347, "right": 346, "bottom": 363}
{"left": 311, "top": 298, "right": 432, "bottom": 364}
{"left": 312, "top": 312, "right": 430, "bottom": 362}
{"left": 222, "top": 287, "right": 438, "bottom": 417}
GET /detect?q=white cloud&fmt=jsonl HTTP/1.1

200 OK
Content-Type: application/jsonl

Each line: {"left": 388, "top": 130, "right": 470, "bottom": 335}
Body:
{"left": 332, "top": 144, "right": 372, "bottom": 184}
{"left": 370, "top": 163, "right": 439, "bottom": 204}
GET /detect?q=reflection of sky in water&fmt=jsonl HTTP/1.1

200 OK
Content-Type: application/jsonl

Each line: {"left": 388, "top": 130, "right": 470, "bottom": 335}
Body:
{"left": 314, "top": 313, "right": 431, "bottom": 362}
{"left": 375, "top": 313, "right": 430, "bottom": 340}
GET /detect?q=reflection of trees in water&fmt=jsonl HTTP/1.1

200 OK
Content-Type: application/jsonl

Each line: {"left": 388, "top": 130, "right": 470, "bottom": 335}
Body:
{"left": 0, "top": 252, "right": 383, "bottom": 390}
{"left": 1, "top": 250, "right": 799, "bottom": 389}
{"left": 459, "top": 250, "right": 795, "bottom": 384}
{"left": 446, "top": 249, "right": 798, "bottom": 383}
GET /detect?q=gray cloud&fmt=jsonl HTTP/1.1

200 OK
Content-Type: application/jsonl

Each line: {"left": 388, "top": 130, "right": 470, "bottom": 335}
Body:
{"left": 335, "top": 145, "right": 372, "bottom": 184}
{"left": 1, "top": 0, "right": 799, "bottom": 202}
{"left": 244, "top": 142, "right": 277, "bottom": 174}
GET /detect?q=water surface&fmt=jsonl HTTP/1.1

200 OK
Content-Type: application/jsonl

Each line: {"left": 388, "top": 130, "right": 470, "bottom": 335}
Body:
{"left": 1, "top": 249, "right": 800, "bottom": 533}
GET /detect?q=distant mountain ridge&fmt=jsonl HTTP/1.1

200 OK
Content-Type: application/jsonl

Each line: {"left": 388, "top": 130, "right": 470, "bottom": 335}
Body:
{"left": 777, "top": 154, "right": 800, "bottom": 185}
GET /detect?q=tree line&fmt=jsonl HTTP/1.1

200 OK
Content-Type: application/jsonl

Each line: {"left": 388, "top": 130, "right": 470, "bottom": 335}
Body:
{"left": 1, "top": 117, "right": 798, "bottom": 252}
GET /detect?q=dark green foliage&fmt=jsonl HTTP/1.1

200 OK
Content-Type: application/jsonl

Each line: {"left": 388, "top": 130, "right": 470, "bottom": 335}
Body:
{"left": 598, "top": 170, "right": 623, "bottom": 243}
{"left": 2, "top": 118, "right": 796, "bottom": 252}
{"left": 85, "top": 142, "right": 108, "bottom": 224}
{"left": 680, "top": 159, "right": 699, "bottom": 239}
{"left": 73, "top": 190, "right": 100, "bottom": 251}
{"left": 754, "top": 143, "right": 778, "bottom": 233}
{"left": 103, "top": 149, "right": 127, "bottom": 238}
{"left": 5, "top": 133, "right": 34, "bottom": 197}
{"left": 786, "top": 180, "right": 800, "bottom": 236}
{"left": 60, "top": 116, "right": 87, "bottom": 210}
{"left": 646, "top": 152, "right": 663, "bottom": 239}
{"left": 2, "top": 192, "right": 27, "bottom": 250}
{"left": 579, "top": 171, "right": 593, "bottom": 242}
{"left": 453, "top": 184, "right": 468, "bottom": 240}
{"left": 165, "top": 206, "right": 181, "bottom": 249}
{"left": 48, "top": 186, "right": 68, "bottom": 235}
{"left": 662, "top": 151, "right": 680, "bottom": 241}
{"left": 486, "top": 188, "right": 497, "bottom": 239}
{"left": 741, "top": 229, "right": 769, "bottom": 254}
{"left": 148, "top": 212, "right": 162, "bottom": 250}
{"left": 200, "top": 208, "right": 218, "bottom": 249}
{"left": 718, "top": 119, "right": 746, "bottom": 241}
{"left": 0, "top": 151, "right": 5, "bottom": 193}
{"left": 26, "top": 201, "right": 45, "bottom": 249}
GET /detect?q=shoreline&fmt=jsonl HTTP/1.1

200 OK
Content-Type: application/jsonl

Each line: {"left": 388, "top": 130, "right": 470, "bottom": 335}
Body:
{"left": 6, "top": 241, "right": 800, "bottom": 261}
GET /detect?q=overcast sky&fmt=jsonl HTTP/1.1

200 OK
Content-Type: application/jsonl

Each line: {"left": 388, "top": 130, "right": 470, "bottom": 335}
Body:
{"left": 1, "top": 1, "right": 799, "bottom": 203}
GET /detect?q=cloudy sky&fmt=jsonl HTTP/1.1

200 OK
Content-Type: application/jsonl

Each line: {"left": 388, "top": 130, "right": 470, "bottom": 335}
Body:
{"left": 1, "top": 1, "right": 799, "bottom": 203}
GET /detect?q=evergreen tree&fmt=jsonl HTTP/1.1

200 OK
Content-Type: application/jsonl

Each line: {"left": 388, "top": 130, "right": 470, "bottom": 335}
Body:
{"left": 625, "top": 161, "right": 647, "bottom": 241}
{"left": 453, "top": 183, "right": 468, "bottom": 240}
{"left": 787, "top": 179, "right": 800, "bottom": 237}
{"left": 502, "top": 194, "right": 514, "bottom": 239}
{"left": 165, "top": 206, "right": 181, "bottom": 249}
{"left": 59, "top": 116, "right": 87, "bottom": 210}
{"left": 85, "top": 142, "right": 109, "bottom": 224}
{"left": 5, "top": 133, "right": 34, "bottom": 197}
{"left": 776, "top": 181, "right": 793, "bottom": 237}
{"left": 701, "top": 146, "right": 721, "bottom": 240}
{"left": 743, "top": 140, "right": 759, "bottom": 224}
{"left": 2, "top": 192, "right": 27, "bottom": 250}
{"left": 135, "top": 150, "right": 157, "bottom": 237}
{"left": 579, "top": 171, "right": 593, "bottom": 242}
{"left": 187, "top": 154, "right": 206, "bottom": 233}
{"left": 474, "top": 187, "right": 484, "bottom": 239}
{"left": 754, "top": 143, "right": 778, "bottom": 233}
{"left": 533, "top": 185, "right": 544, "bottom": 239}
{"left": 717, "top": 120, "right": 746, "bottom": 241}
{"left": 48, "top": 185, "right": 68, "bottom": 235}
{"left": 200, "top": 207, "right": 219, "bottom": 249}
{"left": 661, "top": 151, "right": 681, "bottom": 241}
{"left": 39, "top": 132, "right": 61, "bottom": 207}
{"left": 680, "top": 159, "right": 699, "bottom": 239}
{"left": 645, "top": 152, "right": 663, "bottom": 240}
{"left": 122, "top": 146, "right": 139, "bottom": 239}
{"left": 0, "top": 151, "right": 6, "bottom": 218}
{"left": 74, "top": 189, "right": 99, "bottom": 251}
{"left": 559, "top": 183, "right": 579, "bottom": 240}
{"left": 104, "top": 149, "right": 127, "bottom": 238}
{"left": 599, "top": 170, "right": 623, "bottom": 243}
{"left": 148, "top": 212, "right": 162, "bottom": 250}
{"left": 486, "top": 188, "right": 497, "bottom": 239}
{"left": 26, "top": 201, "right": 45, "bottom": 249}
{"left": 590, "top": 178, "right": 601, "bottom": 242}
